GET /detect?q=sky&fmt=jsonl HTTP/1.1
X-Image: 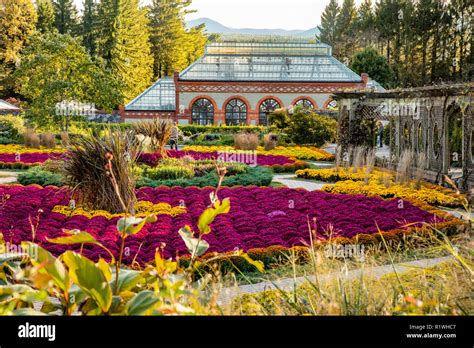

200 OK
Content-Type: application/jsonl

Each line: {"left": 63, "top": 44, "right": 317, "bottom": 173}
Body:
{"left": 73, "top": 0, "right": 364, "bottom": 31}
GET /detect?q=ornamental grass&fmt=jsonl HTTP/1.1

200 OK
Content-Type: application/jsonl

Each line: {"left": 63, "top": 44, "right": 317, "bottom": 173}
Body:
{"left": 62, "top": 130, "right": 140, "bottom": 214}
{"left": 133, "top": 118, "right": 172, "bottom": 155}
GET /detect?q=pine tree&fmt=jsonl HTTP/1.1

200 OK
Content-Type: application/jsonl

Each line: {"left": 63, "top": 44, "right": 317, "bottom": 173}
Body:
{"left": 52, "top": 0, "right": 78, "bottom": 35}
{"left": 82, "top": 0, "right": 98, "bottom": 56}
{"left": 149, "top": 0, "right": 191, "bottom": 78}
{"left": 36, "top": 0, "right": 55, "bottom": 33}
{"left": 97, "top": 0, "right": 153, "bottom": 102}
{"left": 0, "top": 0, "right": 37, "bottom": 97}
{"left": 317, "top": 0, "right": 339, "bottom": 48}
{"left": 335, "top": 0, "right": 357, "bottom": 61}
{"left": 354, "top": 0, "right": 375, "bottom": 47}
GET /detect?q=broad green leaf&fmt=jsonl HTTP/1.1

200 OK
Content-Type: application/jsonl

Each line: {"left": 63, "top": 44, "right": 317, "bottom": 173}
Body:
{"left": 47, "top": 230, "right": 115, "bottom": 264}
{"left": 47, "top": 229, "right": 98, "bottom": 245}
{"left": 0, "top": 284, "right": 48, "bottom": 303}
{"left": 97, "top": 258, "right": 112, "bottom": 282}
{"left": 110, "top": 269, "right": 142, "bottom": 293}
{"left": 117, "top": 215, "right": 157, "bottom": 236}
{"left": 197, "top": 198, "right": 230, "bottom": 235}
{"left": 125, "top": 290, "right": 160, "bottom": 315}
{"left": 62, "top": 251, "right": 112, "bottom": 313}
{"left": 21, "top": 242, "right": 69, "bottom": 292}
{"left": 178, "top": 226, "right": 209, "bottom": 257}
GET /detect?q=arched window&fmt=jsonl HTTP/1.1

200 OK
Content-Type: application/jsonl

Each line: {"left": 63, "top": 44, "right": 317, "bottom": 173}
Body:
{"left": 191, "top": 98, "right": 214, "bottom": 125}
{"left": 294, "top": 98, "right": 314, "bottom": 109}
{"left": 225, "top": 99, "right": 247, "bottom": 125}
{"left": 259, "top": 99, "right": 280, "bottom": 126}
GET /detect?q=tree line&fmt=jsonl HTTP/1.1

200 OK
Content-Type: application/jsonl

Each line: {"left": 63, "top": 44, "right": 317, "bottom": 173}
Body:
{"left": 0, "top": 0, "right": 211, "bottom": 127}
{"left": 318, "top": 0, "right": 473, "bottom": 88}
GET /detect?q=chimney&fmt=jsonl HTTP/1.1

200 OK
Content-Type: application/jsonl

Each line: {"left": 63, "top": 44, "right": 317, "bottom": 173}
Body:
{"left": 361, "top": 73, "right": 369, "bottom": 87}
{"left": 118, "top": 104, "right": 125, "bottom": 122}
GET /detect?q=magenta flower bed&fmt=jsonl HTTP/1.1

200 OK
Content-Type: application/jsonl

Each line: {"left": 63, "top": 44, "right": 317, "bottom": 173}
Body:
{"left": 139, "top": 150, "right": 294, "bottom": 167}
{"left": 0, "top": 153, "right": 64, "bottom": 164}
{"left": 0, "top": 185, "right": 441, "bottom": 265}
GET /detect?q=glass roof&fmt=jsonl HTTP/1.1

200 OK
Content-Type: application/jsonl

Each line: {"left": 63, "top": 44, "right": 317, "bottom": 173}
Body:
{"left": 125, "top": 78, "right": 175, "bottom": 111}
{"left": 179, "top": 42, "right": 362, "bottom": 82}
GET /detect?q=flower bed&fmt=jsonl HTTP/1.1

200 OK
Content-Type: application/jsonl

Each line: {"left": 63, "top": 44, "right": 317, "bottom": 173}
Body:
{"left": 296, "top": 168, "right": 371, "bottom": 182}
{"left": 182, "top": 145, "right": 334, "bottom": 161}
{"left": 139, "top": 150, "right": 295, "bottom": 167}
{"left": 0, "top": 185, "right": 462, "bottom": 269}
{"left": 322, "top": 180, "right": 465, "bottom": 207}
{"left": 0, "top": 144, "right": 64, "bottom": 154}
{"left": 0, "top": 152, "right": 65, "bottom": 168}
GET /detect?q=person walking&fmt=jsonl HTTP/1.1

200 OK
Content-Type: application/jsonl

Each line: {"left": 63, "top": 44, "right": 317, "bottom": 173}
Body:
{"left": 377, "top": 120, "right": 384, "bottom": 148}
{"left": 169, "top": 122, "right": 180, "bottom": 150}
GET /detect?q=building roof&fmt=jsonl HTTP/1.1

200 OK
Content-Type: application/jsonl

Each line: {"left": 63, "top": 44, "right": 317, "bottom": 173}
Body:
{"left": 0, "top": 99, "right": 20, "bottom": 112}
{"left": 125, "top": 77, "right": 175, "bottom": 111}
{"left": 179, "top": 42, "right": 362, "bottom": 82}
{"left": 125, "top": 41, "right": 366, "bottom": 111}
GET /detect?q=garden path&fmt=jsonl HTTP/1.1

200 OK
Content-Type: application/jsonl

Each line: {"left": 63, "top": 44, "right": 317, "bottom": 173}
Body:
{"left": 272, "top": 174, "right": 330, "bottom": 191}
{"left": 217, "top": 256, "right": 454, "bottom": 306}
{"left": 0, "top": 171, "right": 19, "bottom": 184}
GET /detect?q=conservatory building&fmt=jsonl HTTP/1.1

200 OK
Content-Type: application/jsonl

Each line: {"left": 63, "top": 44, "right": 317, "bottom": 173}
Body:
{"left": 123, "top": 41, "right": 379, "bottom": 125}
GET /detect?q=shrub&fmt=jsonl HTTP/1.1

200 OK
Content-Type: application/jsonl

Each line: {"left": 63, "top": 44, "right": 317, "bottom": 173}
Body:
{"left": 287, "top": 110, "right": 337, "bottom": 146}
{"left": 137, "top": 165, "right": 273, "bottom": 188}
{"left": 268, "top": 109, "right": 291, "bottom": 129}
{"left": 23, "top": 129, "right": 40, "bottom": 148}
{"left": 145, "top": 164, "right": 195, "bottom": 180}
{"left": 40, "top": 132, "right": 56, "bottom": 148}
{"left": 0, "top": 114, "right": 25, "bottom": 140}
{"left": 17, "top": 167, "right": 64, "bottom": 186}
{"left": 0, "top": 136, "right": 20, "bottom": 144}
{"left": 41, "top": 159, "right": 64, "bottom": 173}
{"left": 234, "top": 132, "right": 259, "bottom": 150}
{"left": 62, "top": 130, "right": 140, "bottom": 214}
{"left": 263, "top": 133, "right": 278, "bottom": 151}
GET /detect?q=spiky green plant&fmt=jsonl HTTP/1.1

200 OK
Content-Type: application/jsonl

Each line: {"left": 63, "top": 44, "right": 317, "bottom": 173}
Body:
{"left": 133, "top": 118, "right": 172, "bottom": 155}
{"left": 62, "top": 129, "right": 140, "bottom": 214}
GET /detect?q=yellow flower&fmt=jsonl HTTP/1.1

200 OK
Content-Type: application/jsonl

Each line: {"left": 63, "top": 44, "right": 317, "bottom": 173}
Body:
{"left": 181, "top": 145, "right": 334, "bottom": 161}
{"left": 0, "top": 144, "right": 64, "bottom": 154}
{"left": 52, "top": 201, "right": 186, "bottom": 220}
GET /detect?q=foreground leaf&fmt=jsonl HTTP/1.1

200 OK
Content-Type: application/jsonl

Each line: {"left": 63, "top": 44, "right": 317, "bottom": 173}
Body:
{"left": 125, "top": 290, "right": 160, "bottom": 315}
{"left": 21, "top": 242, "right": 69, "bottom": 292}
{"left": 62, "top": 251, "right": 112, "bottom": 313}
{"left": 198, "top": 198, "right": 230, "bottom": 235}
{"left": 178, "top": 226, "right": 209, "bottom": 257}
{"left": 117, "top": 215, "right": 157, "bottom": 236}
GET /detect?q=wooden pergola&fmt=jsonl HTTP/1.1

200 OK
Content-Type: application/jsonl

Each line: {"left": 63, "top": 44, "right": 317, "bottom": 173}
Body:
{"left": 333, "top": 83, "right": 474, "bottom": 191}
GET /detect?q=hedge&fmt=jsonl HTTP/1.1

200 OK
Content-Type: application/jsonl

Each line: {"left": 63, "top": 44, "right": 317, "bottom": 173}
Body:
{"left": 136, "top": 166, "right": 273, "bottom": 188}
{"left": 70, "top": 121, "right": 275, "bottom": 135}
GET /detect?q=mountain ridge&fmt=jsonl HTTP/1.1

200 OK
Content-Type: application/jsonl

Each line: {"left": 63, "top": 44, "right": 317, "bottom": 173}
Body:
{"left": 186, "top": 17, "right": 320, "bottom": 38}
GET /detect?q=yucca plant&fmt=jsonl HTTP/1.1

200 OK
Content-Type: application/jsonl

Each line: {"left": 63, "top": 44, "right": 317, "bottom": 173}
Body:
{"left": 133, "top": 118, "right": 172, "bottom": 155}
{"left": 62, "top": 129, "right": 140, "bottom": 214}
